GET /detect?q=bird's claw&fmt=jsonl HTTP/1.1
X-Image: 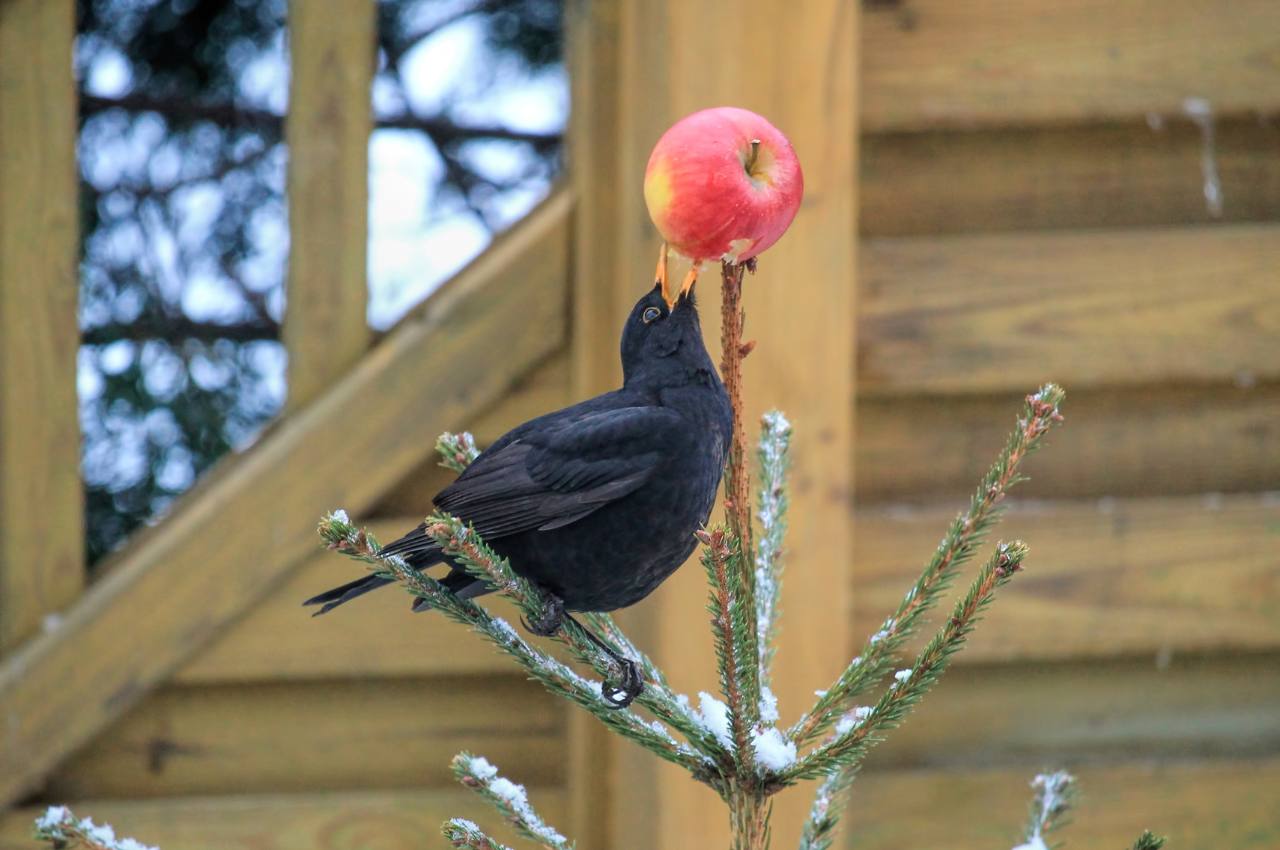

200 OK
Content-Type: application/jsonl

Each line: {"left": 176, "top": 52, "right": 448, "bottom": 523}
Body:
{"left": 521, "top": 593, "right": 566, "bottom": 637}
{"left": 600, "top": 657, "right": 644, "bottom": 709}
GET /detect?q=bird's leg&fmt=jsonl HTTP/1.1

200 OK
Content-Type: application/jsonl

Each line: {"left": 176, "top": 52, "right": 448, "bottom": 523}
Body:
{"left": 564, "top": 613, "right": 644, "bottom": 709}
{"left": 522, "top": 591, "right": 566, "bottom": 637}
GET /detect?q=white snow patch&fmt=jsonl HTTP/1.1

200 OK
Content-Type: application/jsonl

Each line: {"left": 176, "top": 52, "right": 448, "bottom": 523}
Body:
{"left": 36, "top": 806, "right": 69, "bottom": 829}
{"left": 1011, "top": 838, "right": 1050, "bottom": 850}
{"left": 468, "top": 755, "right": 499, "bottom": 781}
{"left": 330, "top": 508, "right": 350, "bottom": 524}
{"left": 448, "top": 818, "right": 481, "bottom": 832}
{"left": 758, "top": 685, "right": 779, "bottom": 724}
{"left": 893, "top": 668, "right": 913, "bottom": 685}
{"left": 697, "top": 691, "right": 733, "bottom": 748}
{"left": 835, "top": 705, "right": 873, "bottom": 736}
{"left": 750, "top": 725, "right": 797, "bottom": 771}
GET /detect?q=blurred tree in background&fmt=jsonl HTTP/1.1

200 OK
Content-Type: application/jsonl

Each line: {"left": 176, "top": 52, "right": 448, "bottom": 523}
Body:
{"left": 76, "top": 0, "right": 565, "bottom": 565}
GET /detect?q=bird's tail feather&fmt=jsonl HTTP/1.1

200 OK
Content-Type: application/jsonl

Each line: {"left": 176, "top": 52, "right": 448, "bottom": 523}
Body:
{"left": 303, "top": 574, "right": 393, "bottom": 615}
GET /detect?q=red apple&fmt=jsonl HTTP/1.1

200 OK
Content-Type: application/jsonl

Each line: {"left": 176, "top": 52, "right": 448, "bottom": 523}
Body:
{"left": 643, "top": 106, "right": 803, "bottom": 264}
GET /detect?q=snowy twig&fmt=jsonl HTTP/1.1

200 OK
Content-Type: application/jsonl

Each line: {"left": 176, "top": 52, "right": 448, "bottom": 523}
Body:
{"left": 755, "top": 410, "right": 791, "bottom": 692}
{"left": 783, "top": 541, "right": 1030, "bottom": 782}
{"left": 442, "top": 818, "right": 514, "bottom": 850}
{"left": 791, "top": 385, "right": 1066, "bottom": 747}
{"left": 1013, "top": 771, "right": 1076, "bottom": 850}
{"left": 436, "top": 431, "right": 480, "bottom": 474}
{"left": 452, "top": 753, "right": 572, "bottom": 850}
{"left": 33, "top": 806, "right": 157, "bottom": 850}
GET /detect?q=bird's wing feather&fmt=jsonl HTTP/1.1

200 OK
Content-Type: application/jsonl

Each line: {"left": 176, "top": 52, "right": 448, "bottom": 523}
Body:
{"left": 433, "top": 405, "right": 680, "bottom": 537}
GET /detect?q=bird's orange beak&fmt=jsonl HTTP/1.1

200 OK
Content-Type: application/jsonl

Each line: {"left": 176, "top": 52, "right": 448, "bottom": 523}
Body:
{"left": 655, "top": 243, "right": 698, "bottom": 309}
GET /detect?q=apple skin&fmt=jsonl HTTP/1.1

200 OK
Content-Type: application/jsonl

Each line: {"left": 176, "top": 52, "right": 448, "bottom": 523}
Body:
{"left": 644, "top": 106, "right": 803, "bottom": 264}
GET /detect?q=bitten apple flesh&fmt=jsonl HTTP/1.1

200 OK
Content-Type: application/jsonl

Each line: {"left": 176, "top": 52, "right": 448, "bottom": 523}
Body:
{"left": 644, "top": 106, "right": 804, "bottom": 264}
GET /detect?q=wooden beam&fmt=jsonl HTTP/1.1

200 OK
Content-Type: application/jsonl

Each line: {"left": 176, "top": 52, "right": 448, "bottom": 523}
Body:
{"left": 860, "top": 223, "right": 1280, "bottom": 395}
{"left": 844, "top": 757, "right": 1280, "bottom": 849}
{"left": 861, "top": 0, "right": 1280, "bottom": 131}
{"left": 865, "top": 652, "right": 1280, "bottom": 771}
{"left": 0, "top": 0, "right": 82, "bottom": 652}
{"left": 177, "top": 491, "right": 1280, "bottom": 681}
{"left": 862, "top": 116, "right": 1280, "bottom": 237}
{"left": 857, "top": 383, "right": 1280, "bottom": 503}
{"left": 0, "top": 787, "right": 568, "bottom": 850}
{"left": 0, "top": 190, "right": 572, "bottom": 808}
{"left": 284, "top": 0, "right": 373, "bottom": 409}
{"left": 565, "top": 1, "right": 859, "bottom": 845}
{"left": 47, "top": 676, "right": 562, "bottom": 799}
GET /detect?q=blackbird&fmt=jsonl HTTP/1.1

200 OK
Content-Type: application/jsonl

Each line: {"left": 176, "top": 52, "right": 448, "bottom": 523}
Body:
{"left": 305, "top": 264, "right": 732, "bottom": 706}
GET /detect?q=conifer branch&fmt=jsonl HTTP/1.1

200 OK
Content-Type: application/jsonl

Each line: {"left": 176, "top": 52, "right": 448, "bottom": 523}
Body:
{"left": 790, "top": 386, "right": 1065, "bottom": 746}
{"left": 442, "top": 819, "right": 515, "bottom": 850}
{"left": 436, "top": 431, "right": 480, "bottom": 474}
{"left": 755, "top": 410, "right": 791, "bottom": 693}
{"left": 451, "top": 753, "right": 572, "bottom": 849}
{"left": 1013, "top": 771, "right": 1077, "bottom": 850}
{"left": 33, "top": 806, "right": 157, "bottom": 850}
{"left": 701, "top": 525, "right": 756, "bottom": 769}
{"left": 316, "top": 513, "right": 706, "bottom": 774}
{"left": 1129, "top": 831, "right": 1168, "bottom": 850}
{"left": 716, "top": 259, "right": 764, "bottom": 760}
{"left": 782, "top": 541, "right": 1029, "bottom": 782}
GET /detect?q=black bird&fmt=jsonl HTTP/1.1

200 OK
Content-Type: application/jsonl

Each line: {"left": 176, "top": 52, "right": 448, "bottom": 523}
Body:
{"left": 305, "top": 265, "right": 732, "bottom": 705}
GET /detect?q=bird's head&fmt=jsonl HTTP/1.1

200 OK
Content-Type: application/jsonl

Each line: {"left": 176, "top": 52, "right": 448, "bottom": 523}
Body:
{"left": 620, "top": 280, "right": 715, "bottom": 387}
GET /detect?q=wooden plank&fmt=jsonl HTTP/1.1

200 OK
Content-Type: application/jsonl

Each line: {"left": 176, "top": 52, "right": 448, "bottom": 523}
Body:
{"left": 866, "top": 653, "right": 1280, "bottom": 770}
{"left": 862, "top": 117, "right": 1280, "bottom": 237}
{"left": 861, "top": 0, "right": 1280, "bottom": 131}
{"left": 860, "top": 223, "right": 1280, "bottom": 395}
{"left": 0, "top": 190, "right": 572, "bottom": 808}
{"left": 176, "top": 519, "right": 515, "bottom": 682}
{"left": 856, "top": 384, "right": 1280, "bottom": 503}
{"left": 47, "top": 676, "right": 563, "bottom": 799}
{"left": 0, "top": 0, "right": 82, "bottom": 651}
{"left": 0, "top": 787, "right": 567, "bottom": 850}
{"left": 563, "top": 0, "right": 860, "bottom": 846}
{"left": 844, "top": 758, "right": 1280, "bottom": 849}
{"left": 283, "top": 0, "right": 374, "bottom": 409}
{"left": 855, "top": 493, "right": 1280, "bottom": 663}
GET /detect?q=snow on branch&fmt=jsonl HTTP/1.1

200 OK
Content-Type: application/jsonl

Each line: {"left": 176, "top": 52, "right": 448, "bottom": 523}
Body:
{"left": 33, "top": 806, "right": 157, "bottom": 850}
{"left": 452, "top": 752, "right": 572, "bottom": 850}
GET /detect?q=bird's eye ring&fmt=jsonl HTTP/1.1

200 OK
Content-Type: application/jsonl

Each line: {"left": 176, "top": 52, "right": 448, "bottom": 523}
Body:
{"left": 641, "top": 306, "right": 662, "bottom": 324}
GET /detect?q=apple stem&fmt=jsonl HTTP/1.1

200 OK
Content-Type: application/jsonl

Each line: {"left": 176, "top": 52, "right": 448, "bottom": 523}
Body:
{"left": 745, "top": 139, "right": 761, "bottom": 175}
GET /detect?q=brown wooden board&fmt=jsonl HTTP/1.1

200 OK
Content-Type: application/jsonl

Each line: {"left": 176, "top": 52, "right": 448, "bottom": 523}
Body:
{"left": 857, "top": 383, "right": 1280, "bottom": 503}
{"left": 283, "top": 0, "right": 373, "bottom": 409}
{"left": 46, "top": 676, "right": 563, "bottom": 800}
{"left": 861, "top": 0, "right": 1280, "bottom": 130}
{"left": 862, "top": 117, "right": 1280, "bottom": 237}
{"left": 860, "top": 223, "right": 1280, "bottom": 395}
{"left": 1, "top": 787, "right": 566, "bottom": 850}
{"left": 844, "top": 757, "right": 1280, "bottom": 849}
{"left": 0, "top": 0, "right": 83, "bottom": 651}
{"left": 0, "top": 191, "right": 572, "bottom": 808}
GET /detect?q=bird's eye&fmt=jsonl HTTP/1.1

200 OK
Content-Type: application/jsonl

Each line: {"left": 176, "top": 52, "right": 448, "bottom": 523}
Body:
{"left": 641, "top": 306, "right": 662, "bottom": 324}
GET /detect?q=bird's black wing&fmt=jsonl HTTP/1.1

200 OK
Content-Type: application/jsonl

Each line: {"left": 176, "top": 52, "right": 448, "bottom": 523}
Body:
{"left": 382, "top": 405, "right": 681, "bottom": 559}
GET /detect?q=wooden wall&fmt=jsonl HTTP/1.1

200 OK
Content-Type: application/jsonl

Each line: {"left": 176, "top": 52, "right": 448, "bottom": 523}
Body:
{"left": 3, "top": 1, "right": 1279, "bottom": 848}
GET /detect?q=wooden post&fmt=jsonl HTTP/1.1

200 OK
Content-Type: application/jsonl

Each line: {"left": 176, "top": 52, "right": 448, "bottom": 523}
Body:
{"left": 0, "top": 0, "right": 83, "bottom": 652}
{"left": 566, "top": 0, "right": 859, "bottom": 845}
{"left": 284, "top": 0, "right": 374, "bottom": 410}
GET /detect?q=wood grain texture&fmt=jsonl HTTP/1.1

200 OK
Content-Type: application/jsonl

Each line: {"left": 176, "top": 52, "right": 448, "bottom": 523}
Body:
{"left": 0, "top": 0, "right": 83, "bottom": 652}
{"left": 283, "top": 0, "right": 373, "bottom": 409}
{"left": 857, "top": 383, "right": 1280, "bottom": 503}
{"left": 861, "top": 0, "right": 1280, "bottom": 130}
{"left": 862, "top": 117, "right": 1280, "bottom": 237}
{"left": 1, "top": 787, "right": 566, "bottom": 850}
{"left": 856, "top": 493, "right": 1280, "bottom": 663}
{"left": 844, "top": 757, "right": 1280, "bottom": 849}
{"left": 860, "top": 223, "right": 1280, "bottom": 395}
{"left": 47, "top": 676, "right": 563, "bottom": 799}
{"left": 864, "top": 653, "right": 1280, "bottom": 770}
{"left": 0, "top": 191, "right": 572, "bottom": 808}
